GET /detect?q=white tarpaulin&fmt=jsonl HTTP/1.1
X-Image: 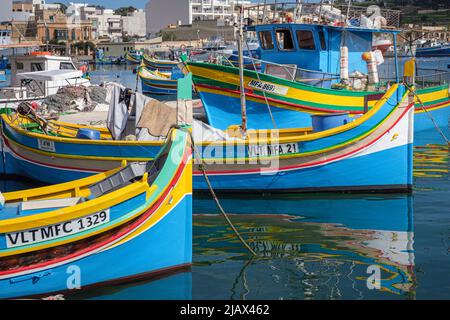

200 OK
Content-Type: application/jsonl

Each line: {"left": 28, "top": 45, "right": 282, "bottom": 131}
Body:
{"left": 16, "top": 69, "right": 83, "bottom": 81}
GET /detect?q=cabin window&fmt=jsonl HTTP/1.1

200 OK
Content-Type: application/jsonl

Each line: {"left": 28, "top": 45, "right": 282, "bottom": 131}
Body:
{"left": 276, "top": 29, "right": 295, "bottom": 50}
{"left": 258, "top": 31, "right": 274, "bottom": 50}
{"left": 318, "top": 31, "right": 326, "bottom": 50}
{"left": 60, "top": 62, "right": 76, "bottom": 70}
{"left": 296, "top": 30, "right": 315, "bottom": 50}
{"left": 31, "top": 63, "right": 44, "bottom": 71}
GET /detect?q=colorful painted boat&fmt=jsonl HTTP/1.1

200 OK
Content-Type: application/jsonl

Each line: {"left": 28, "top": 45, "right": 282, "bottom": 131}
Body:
{"left": 1, "top": 83, "right": 414, "bottom": 193}
{"left": 416, "top": 43, "right": 450, "bottom": 57}
{"left": 0, "top": 127, "right": 192, "bottom": 299}
{"left": 180, "top": 3, "right": 449, "bottom": 133}
{"left": 0, "top": 114, "right": 162, "bottom": 183}
{"left": 125, "top": 51, "right": 143, "bottom": 64}
{"left": 192, "top": 83, "right": 414, "bottom": 193}
{"left": 143, "top": 54, "right": 179, "bottom": 71}
{"left": 185, "top": 60, "right": 450, "bottom": 132}
{"left": 139, "top": 67, "right": 179, "bottom": 95}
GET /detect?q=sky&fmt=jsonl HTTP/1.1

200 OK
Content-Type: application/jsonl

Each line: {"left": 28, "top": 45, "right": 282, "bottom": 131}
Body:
{"left": 48, "top": 0, "right": 149, "bottom": 9}
{"left": 48, "top": 0, "right": 264, "bottom": 10}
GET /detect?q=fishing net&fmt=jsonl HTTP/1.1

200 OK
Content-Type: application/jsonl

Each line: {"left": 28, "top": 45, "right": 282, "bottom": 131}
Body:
{"left": 41, "top": 85, "right": 108, "bottom": 114}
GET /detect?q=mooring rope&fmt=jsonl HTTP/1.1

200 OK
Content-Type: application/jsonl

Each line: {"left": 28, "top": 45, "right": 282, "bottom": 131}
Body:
{"left": 175, "top": 125, "right": 257, "bottom": 257}
{"left": 244, "top": 39, "right": 278, "bottom": 129}
{"left": 405, "top": 84, "right": 450, "bottom": 146}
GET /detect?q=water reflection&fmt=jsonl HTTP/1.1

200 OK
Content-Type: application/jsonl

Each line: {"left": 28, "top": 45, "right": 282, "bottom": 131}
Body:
{"left": 193, "top": 194, "right": 415, "bottom": 299}
{"left": 67, "top": 270, "right": 192, "bottom": 300}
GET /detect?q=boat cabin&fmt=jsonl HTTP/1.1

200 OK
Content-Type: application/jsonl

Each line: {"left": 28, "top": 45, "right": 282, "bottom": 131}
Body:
{"left": 248, "top": 23, "right": 399, "bottom": 86}
{"left": 243, "top": 2, "right": 402, "bottom": 87}
{"left": 0, "top": 54, "right": 89, "bottom": 105}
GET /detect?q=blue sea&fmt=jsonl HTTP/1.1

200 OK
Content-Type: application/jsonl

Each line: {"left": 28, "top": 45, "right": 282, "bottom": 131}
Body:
{"left": 1, "top": 58, "right": 450, "bottom": 300}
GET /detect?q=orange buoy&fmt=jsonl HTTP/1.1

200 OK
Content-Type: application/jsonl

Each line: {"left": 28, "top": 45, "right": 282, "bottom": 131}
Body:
{"left": 362, "top": 52, "right": 372, "bottom": 62}
{"left": 31, "top": 51, "right": 52, "bottom": 56}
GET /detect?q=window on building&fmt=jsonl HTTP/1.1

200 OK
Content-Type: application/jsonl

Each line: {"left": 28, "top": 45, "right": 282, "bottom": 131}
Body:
{"left": 258, "top": 31, "right": 274, "bottom": 50}
{"left": 55, "top": 29, "right": 68, "bottom": 40}
{"left": 16, "top": 62, "right": 24, "bottom": 70}
{"left": 60, "top": 62, "right": 76, "bottom": 70}
{"left": 296, "top": 30, "right": 315, "bottom": 50}
{"left": 71, "top": 29, "right": 76, "bottom": 40}
{"left": 276, "top": 29, "right": 295, "bottom": 50}
{"left": 31, "top": 63, "right": 44, "bottom": 71}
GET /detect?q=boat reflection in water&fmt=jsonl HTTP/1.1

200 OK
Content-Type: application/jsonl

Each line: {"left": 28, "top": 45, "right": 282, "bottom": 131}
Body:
{"left": 193, "top": 194, "right": 415, "bottom": 299}
{"left": 67, "top": 270, "right": 192, "bottom": 300}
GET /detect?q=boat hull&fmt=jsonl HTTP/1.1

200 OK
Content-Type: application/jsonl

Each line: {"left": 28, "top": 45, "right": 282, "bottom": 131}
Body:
{"left": 416, "top": 45, "right": 450, "bottom": 57}
{"left": 143, "top": 55, "right": 179, "bottom": 71}
{"left": 0, "top": 195, "right": 192, "bottom": 299}
{"left": 140, "top": 77, "right": 178, "bottom": 95}
{"left": 187, "top": 62, "right": 450, "bottom": 132}
{"left": 0, "top": 85, "right": 414, "bottom": 193}
{"left": 0, "top": 119, "right": 162, "bottom": 183}
{"left": 0, "top": 129, "right": 193, "bottom": 299}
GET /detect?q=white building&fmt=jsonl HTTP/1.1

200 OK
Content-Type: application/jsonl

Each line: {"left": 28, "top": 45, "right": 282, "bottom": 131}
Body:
{"left": 99, "top": 9, "right": 122, "bottom": 40}
{"left": 66, "top": 2, "right": 86, "bottom": 19}
{"left": 122, "top": 9, "right": 146, "bottom": 38}
{"left": 0, "top": 0, "right": 13, "bottom": 23}
{"left": 146, "top": 0, "right": 242, "bottom": 35}
{"left": 79, "top": 7, "right": 122, "bottom": 40}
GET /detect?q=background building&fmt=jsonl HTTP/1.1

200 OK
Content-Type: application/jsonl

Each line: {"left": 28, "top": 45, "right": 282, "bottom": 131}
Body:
{"left": 146, "top": 0, "right": 245, "bottom": 35}
{"left": 122, "top": 9, "right": 146, "bottom": 38}
{"left": 0, "top": 0, "right": 14, "bottom": 23}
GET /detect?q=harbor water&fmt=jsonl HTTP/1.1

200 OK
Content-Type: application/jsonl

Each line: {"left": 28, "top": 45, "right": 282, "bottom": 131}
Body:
{"left": 1, "top": 58, "right": 450, "bottom": 300}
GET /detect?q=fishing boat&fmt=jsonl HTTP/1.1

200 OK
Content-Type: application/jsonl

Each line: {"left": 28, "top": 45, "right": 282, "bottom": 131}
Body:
{"left": 415, "top": 41, "right": 450, "bottom": 57}
{"left": 183, "top": 2, "right": 450, "bottom": 133}
{"left": 0, "top": 107, "right": 163, "bottom": 183}
{"left": 95, "top": 49, "right": 114, "bottom": 65}
{"left": 0, "top": 73, "right": 414, "bottom": 193}
{"left": 139, "top": 66, "right": 182, "bottom": 95}
{"left": 0, "top": 54, "right": 90, "bottom": 108}
{"left": 0, "top": 127, "right": 192, "bottom": 299}
{"left": 125, "top": 51, "right": 143, "bottom": 64}
{"left": 142, "top": 54, "right": 179, "bottom": 71}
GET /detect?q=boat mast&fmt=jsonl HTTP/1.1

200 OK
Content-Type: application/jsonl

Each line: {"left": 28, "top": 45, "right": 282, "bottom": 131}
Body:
{"left": 237, "top": 0, "right": 247, "bottom": 134}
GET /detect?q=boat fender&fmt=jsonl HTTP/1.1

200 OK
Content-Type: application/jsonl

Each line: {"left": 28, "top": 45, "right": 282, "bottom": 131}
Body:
{"left": 76, "top": 128, "right": 101, "bottom": 140}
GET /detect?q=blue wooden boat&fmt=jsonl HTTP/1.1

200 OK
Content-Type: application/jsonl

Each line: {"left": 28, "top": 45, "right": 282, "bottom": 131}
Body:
{"left": 125, "top": 51, "right": 143, "bottom": 64}
{"left": 184, "top": 2, "right": 450, "bottom": 133}
{"left": 416, "top": 43, "right": 450, "bottom": 57}
{"left": 139, "top": 66, "right": 183, "bottom": 95}
{"left": 143, "top": 54, "right": 179, "bottom": 71}
{"left": 0, "top": 127, "right": 192, "bottom": 299}
{"left": 0, "top": 83, "right": 414, "bottom": 193}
